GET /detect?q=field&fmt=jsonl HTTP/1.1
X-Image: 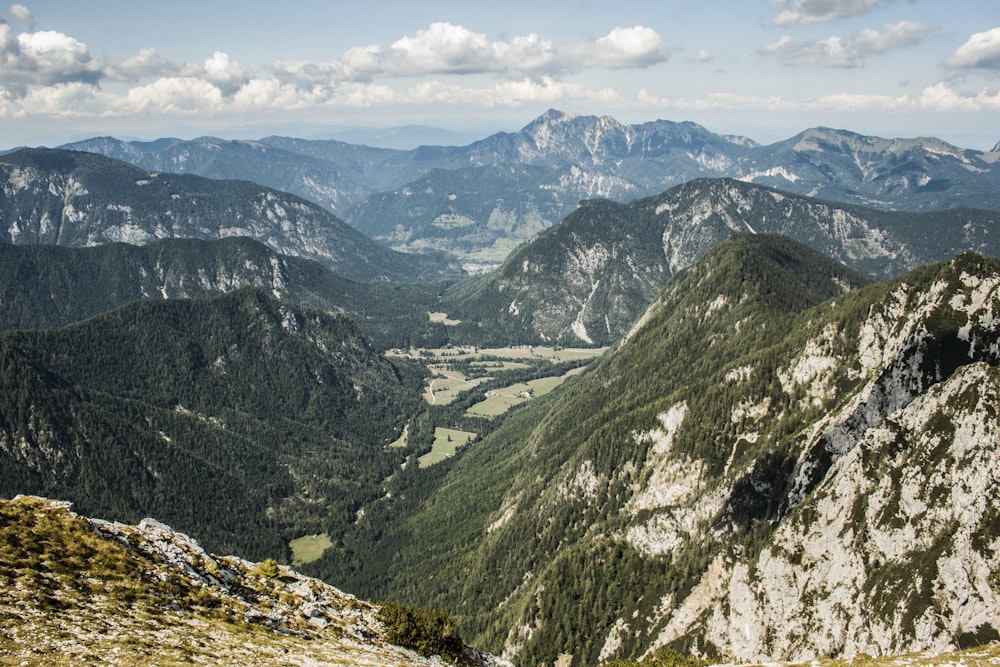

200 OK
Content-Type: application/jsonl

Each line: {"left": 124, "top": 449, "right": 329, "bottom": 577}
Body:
{"left": 418, "top": 428, "right": 478, "bottom": 468}
{"left": 289, "top": 533, "right": 333, "bottom": 566}
{"left": 424, "top": 369, "right": 487, "bottom": 405}
{"left": 467, "top": 366, "right": 588, "bottom": 417}
{"left": 389, "top": 345, "right": 607, "bottom": 407}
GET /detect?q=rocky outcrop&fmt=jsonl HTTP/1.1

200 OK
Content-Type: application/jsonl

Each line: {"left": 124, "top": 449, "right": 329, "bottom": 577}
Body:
{"left": 0, "top": 495, "right": 510, "bottom": 666}
{"left": 634, "top": 253, "right": 1000, "bottom": 661}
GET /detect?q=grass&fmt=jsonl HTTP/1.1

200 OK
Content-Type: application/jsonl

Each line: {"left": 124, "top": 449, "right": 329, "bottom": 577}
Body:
{"left": 0, "top": 495, "right": 434, "bottom": 666}
{"left": 418, "top": 428, "right": 478, "bottom": 468}
{"left": 466, "top": 366, "right": 587, "bottom": 417}
{"left": 389, "top": 423, "right": 409, "bottom": 448}
{"left": 289, "top": 534, "right": 333, "bottom": 567}
{"left": 388, "top": 345, "right": 606, "bottom": 408}
{"left": 423, "top": 369, "right": 486, "bottom": 405}
{"left": 427, "top": 312, "right": 461, "bottom": 326}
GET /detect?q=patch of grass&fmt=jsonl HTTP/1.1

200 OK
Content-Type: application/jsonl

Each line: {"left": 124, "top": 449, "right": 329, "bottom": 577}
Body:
{"left": 466, "top": 366, "right": 586, "bottom": 417}
{"left": 428, "top": 311, "right": 462, "bottom": 326}
{"left": 424, "top": 370, "right": 485, "bottom": 406}
{"left": 418, "top": 428, "right": 477, "bottom": 468}
{"left": 389, "top": 423, "right": 409, "bottom": 448}
{"left": 289, "top": 534, "right": 333, "bottom": 567}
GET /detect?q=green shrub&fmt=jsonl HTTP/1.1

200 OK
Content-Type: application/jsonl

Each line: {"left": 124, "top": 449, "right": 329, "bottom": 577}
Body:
{"left": 253, "top": 558, "right": 280, "bottom": 579}
{"left": 378, "top": 601, "right": 465, "bottom": 663}
{"left": 602, "top": 648, "right": 709, "bottom": 667}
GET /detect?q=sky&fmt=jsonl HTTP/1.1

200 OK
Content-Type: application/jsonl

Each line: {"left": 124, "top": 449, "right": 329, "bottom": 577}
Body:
{"left": 0, "top": 0, "right": 998, "bottom": 150}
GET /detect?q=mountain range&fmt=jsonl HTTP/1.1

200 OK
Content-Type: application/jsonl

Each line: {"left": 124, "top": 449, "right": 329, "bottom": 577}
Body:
{"left": 443, "top": 178, "right": 1000, "bottom": 345}
{"left": 6, "top": 145, "right": 999, "bottom": 349}
{"left": 0, "top": 147, "right": 461, "bottom": 282}
{"left": 312, "top": 234, "right": 1000, "bottom": 666}
{"left": 62, "top": 110, "right": 1000, "bottom": 267}
{"left": 1, "top": 112, "right": 999, "bottom": 667}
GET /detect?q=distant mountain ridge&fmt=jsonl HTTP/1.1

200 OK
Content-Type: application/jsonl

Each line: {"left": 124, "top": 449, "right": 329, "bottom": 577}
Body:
{"left": 0, "top": 236, "right": 449, "bottom": 349}
{"left": 62, "top": 110, "right": 1000, "bottom": 266}
{"left": 0, "top": 147, "right": 462, "bottom": 282}
{"left": 443, "top": 177, "right": 1000, "bottom": 345}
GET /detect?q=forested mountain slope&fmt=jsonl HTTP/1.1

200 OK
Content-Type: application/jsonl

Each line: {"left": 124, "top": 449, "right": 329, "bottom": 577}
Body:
{"left": 337, "top": 234, "right": 1000, "bottom": 666}
{"left": 0, "top": 148, "right": 461, "bottom": 282}
{"left": 0, "top": 289, "right": 425, "bottom": 560}
{"left": 444, "top": 178, "right": 1000, "bottom": 345}
{"left": 0, "top": 237, "right": 448, "bottom": 349}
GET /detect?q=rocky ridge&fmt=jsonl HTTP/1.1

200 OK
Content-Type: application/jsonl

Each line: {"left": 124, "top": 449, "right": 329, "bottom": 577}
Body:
{"left": 444, "top": 178, "right": 1000, "bottom": 345}
{"left": 0, "top": 148, "right": 461, "bottom": 282}
{"left": 0, "top": 495, "right": 508, "bottom": 666}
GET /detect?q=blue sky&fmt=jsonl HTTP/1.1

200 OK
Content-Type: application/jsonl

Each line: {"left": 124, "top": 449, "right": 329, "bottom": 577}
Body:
{"left": 1, "top": 0, "right": 998, "bottom": 149}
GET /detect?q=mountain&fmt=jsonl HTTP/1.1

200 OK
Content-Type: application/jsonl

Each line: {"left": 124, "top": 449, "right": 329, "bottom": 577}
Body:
{"left": 742, "top": 126, "right": 1000, "bottom": 211}
{"left": 59, "top": 135, "right": 371, "bottom": 212}
{"left": 0, "top": 236, "right": 449, "bottom": 349}
{"left": 0, "top": 148, "right": 461, "bottom": 282}
{"left": 63, "top": 110, "right": 1000, "bottom": 268}
{"left": 0, "top": 289, "right": 425, "bottom": 560}
{"left": 443, "top": 178, "right": 1000, "bottom": 345}
{"left": 324, "top": 235, "right": 1000, "bottom": 665}
{"left": 0, "top": 494, "right": 507, "bottom": 666}
{"left": 344, "top": 163, "right": 559, "bottom": 263}
{"left": 329, "top": 123, "right": 494, "bottom": 149}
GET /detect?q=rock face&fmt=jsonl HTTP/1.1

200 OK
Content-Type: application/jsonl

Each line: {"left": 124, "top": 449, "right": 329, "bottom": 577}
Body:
{"left": 610, "top": 250, "right": 1000, "bottom": 662}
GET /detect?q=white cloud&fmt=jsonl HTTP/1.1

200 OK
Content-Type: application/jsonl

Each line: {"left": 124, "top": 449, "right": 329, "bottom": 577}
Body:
{"left": 917, "top": 81, "right": 1000, "bottom": 112}
{"left": 945, "top": 27, "right": 1000, "bottom": 70}
{"left": 9, "top": 3, "right": 35, "bottom": 30}
{"left": 270, "top": 22, "right": 665, "bottom": 83}
{"left": 15, "top": 82, "right": 105, "bottom": 117}
{"left": 104, "top": 47, "right": 179, "bottom": 82}
{"left": 201, "top": 51, "right": 252, "bottom": 95}
{"left": 117, "top": 77, "right": 225, "bottom": 115}
{"left": 690, "top": 49, "right": 714, "bottom": 64}
{"left": 400, "top": 77, "right": 623, "bottom": 108}
{"left": 771, "top": 0, "right": 893, "bottom": 26}
{"left": 379, "top": 22, "right": 533, "bottom": 75}
{"left": 0, "top": 23, "right": 101, "bottom": 93}
{"left": 583, "top": 26, "right": 666, "bottom": 69}
{"left": 638, "top": 82, "right": 1000, "bottom": 116}
{"left": 761, "top": 21, "right": 929, "bottom": 67}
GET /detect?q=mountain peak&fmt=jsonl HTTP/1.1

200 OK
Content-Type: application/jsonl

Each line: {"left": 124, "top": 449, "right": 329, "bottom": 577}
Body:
{"left": 531, "top": 108, "right": 575, "bottom": 125}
